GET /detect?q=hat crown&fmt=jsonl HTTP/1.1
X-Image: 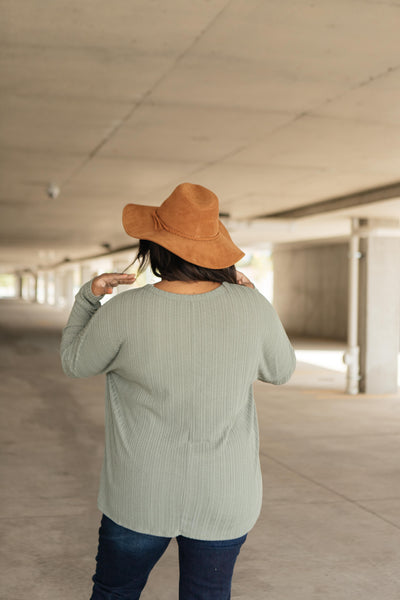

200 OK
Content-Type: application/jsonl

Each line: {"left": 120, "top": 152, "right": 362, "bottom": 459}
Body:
{"left": 156, "top": 183, "right": 219, "bottom": 240}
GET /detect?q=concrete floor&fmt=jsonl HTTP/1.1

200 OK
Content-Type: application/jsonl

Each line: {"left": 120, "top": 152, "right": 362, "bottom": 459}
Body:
{"left": 1, "top": 299, "right": 400, "bottom": 600}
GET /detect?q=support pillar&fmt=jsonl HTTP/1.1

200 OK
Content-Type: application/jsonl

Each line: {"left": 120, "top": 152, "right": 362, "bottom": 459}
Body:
{"left": 62, "top": 269, "right": 75, "bottom": 308}
{"left": 15, "top": 273, "right": 23, "bottom": 299}
{"left": 358, "top": 223, "right": 400, "bottom": 394}
{"left": 23, "top": 272, "right": 36, "bottom": 302}
{"left": 36, "top": 271, "right": 48, "bottom": 304}
{"left": 33, "top": 272, "right": 39, "bottom": 303}
{"left": 344, "top": 219, "right": 361, "bottom": 394}
{"left": 54, "top": 270, "right": 64, "bottom": 307}
{"left": 42, "top": 271, "right": 49, "bottom": 304}
{"left": 46, "top": 271, "right": 55, "bottom": 305}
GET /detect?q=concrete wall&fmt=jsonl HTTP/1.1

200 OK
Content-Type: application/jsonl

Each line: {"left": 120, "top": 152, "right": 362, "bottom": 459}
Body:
{"left": 273, "top": 241, "right": 348, "bottom": 341}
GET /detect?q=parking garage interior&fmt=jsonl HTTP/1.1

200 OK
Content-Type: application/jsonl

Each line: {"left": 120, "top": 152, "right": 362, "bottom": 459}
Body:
{"left": 2, "top": 1, "right": 400, "bottom": 598}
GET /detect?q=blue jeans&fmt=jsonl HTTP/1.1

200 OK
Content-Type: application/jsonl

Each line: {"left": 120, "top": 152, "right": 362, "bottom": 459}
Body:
{"left": 90, "top": 514, "right": 247, "bottom": 600}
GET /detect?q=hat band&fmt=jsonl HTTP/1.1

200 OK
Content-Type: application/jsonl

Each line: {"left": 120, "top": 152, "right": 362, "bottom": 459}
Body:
{"left": 153, "top": 210, "right": 220, "bottom": 241}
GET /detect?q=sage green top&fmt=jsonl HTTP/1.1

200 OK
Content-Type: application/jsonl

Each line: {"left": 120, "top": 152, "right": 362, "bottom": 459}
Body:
{"left": 60, "top": 280, "right": 295, "bottom": 540}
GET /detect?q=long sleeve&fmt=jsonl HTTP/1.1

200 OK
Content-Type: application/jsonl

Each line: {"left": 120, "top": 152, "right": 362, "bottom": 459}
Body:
{"left": 256, "top": 296, "right": 296, "bottom": 385}
{"left": 60, "top": 280, "right": 123, "bottom": 378}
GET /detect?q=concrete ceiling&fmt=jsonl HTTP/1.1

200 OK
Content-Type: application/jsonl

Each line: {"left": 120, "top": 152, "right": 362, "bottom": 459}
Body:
{"left": 2, "top": 0, "right": 400, "bottom": 271}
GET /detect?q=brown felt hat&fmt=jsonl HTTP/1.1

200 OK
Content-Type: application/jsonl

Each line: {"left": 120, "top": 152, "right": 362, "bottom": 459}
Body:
{"left": 122, "top": 183, "right": 245, "bottom": 269}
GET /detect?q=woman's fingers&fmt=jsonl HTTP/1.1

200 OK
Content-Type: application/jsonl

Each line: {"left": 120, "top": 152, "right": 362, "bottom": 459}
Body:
{"left": 236, "top": 270, "right": 255, "bottom": 289}
{"left": 91, "top": 272, "right": 136, "bottom": 296}
{"left": 105, "top": 273, "right": 136, "bottom": 287}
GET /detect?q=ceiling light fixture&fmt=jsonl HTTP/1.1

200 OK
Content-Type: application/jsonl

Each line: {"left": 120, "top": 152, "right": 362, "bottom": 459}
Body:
{"left": 47, "top": 183, "right": 60, "bottom": 199}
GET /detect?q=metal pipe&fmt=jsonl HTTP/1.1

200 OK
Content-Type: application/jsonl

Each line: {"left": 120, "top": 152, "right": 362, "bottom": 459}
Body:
{"left": 344, "top": 218, "right": 361, "bottom": 394}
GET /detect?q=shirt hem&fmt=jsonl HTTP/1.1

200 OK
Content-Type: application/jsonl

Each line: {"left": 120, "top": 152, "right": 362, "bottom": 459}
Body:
{"left": 97, "top": 499, "right": 257, "bottom": 541}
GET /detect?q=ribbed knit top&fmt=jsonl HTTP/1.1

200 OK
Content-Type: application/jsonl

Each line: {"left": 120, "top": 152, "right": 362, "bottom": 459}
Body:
{"left": 60, "top": 280, "right": 296, "bottom": 540}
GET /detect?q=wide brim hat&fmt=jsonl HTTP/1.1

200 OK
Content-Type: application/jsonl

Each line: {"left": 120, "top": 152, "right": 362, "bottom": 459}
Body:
{"left": 122, "top": 183, "right": 245, "bottom": 269}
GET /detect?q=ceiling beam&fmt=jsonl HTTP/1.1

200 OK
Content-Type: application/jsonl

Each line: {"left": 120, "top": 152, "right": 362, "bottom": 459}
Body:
{"left": 257, "top": 181, "right": 400, "bottom": 219}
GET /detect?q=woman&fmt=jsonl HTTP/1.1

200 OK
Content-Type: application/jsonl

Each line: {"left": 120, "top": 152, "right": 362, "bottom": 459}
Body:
{"left": 60, "top": 182, "right": 296, "bottom": 600}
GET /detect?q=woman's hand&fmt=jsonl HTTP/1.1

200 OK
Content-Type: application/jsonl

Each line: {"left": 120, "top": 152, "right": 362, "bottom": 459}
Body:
{"left": 91, "top": 272, "right": 136, "bottom": 296}
{"left": 236, "top": 271, "right": 255, "bottom": 289}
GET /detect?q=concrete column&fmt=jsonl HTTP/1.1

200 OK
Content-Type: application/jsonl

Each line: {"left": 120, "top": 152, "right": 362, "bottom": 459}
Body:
{"left": 42, "top": 271, "right": 49, "bottom": 304}
{"left": 54, "top": 270, "right": 64, "bottom": 306}
{"left": 358, "top": 230, "right": 400, "bottom": 394}
{"left": 62, "top": 269, "right": 75, "bottom": 308}
{"left": 23, "top": 273, "right": 36, "bottom": 302}
{"left": 36, "top": 271, "right": 50, "bottom": 304}
{"left": 21, "top": 276, "right": 28, "bottom": 301}
{"left": 46, "top": 271, "right": 55, "bottom": 305}
{"left": 15, "top": 273, "right": 23, "bottom": 299}
{"left": 345, "top": 220, "right": 361, "bottom": 395}
{"left": 33, "top": 272, "right": 39, "bottom": 303}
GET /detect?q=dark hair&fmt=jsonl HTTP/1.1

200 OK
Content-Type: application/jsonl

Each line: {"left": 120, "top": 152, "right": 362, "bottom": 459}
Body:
{"left": 135, "top": 240, "right": 237, "bottom": 284}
